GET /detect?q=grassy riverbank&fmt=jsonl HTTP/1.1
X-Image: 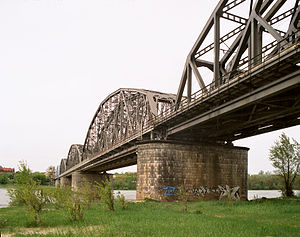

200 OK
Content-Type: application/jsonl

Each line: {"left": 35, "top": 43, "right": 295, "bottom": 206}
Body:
{"left": 1, "top": 197, "right": 300, "bottom": 237}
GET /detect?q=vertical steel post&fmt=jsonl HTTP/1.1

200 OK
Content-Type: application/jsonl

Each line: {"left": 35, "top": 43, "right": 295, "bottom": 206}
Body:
{"left": 214, "top": 14, "right": 220, "bottom": 87}
{"left": 187, "top": 64, "right": 192, "bottom": 102}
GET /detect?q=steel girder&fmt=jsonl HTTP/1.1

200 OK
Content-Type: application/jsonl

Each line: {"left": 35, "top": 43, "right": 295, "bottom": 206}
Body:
{"left": 59, "top": 158, "right": 67, "bottom": 175}
{"left": 65, "top": 144, "right": 83, "bottom": 170}
{"left": 175, "top": 0, "right": 300, "bottom": 109}
{"left": 82, "top": 88, "right": 175, "bottom": 159}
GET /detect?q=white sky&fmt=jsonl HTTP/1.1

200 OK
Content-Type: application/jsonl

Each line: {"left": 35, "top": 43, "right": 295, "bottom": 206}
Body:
{"left": 0, "top": 0, "right": 299, "bottom": 174}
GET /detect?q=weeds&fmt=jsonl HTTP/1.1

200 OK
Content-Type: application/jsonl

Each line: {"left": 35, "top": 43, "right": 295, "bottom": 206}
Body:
{"left": 177, "top": 185, "right": 189, "bottom": 212}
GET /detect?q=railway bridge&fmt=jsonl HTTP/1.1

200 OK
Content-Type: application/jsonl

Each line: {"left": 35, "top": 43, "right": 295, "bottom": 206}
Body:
{"left": 56, "top": 0, "right": 300, "bottom": 201}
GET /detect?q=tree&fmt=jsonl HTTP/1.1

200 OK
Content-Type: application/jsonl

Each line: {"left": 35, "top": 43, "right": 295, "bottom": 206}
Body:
{"left": 32, "top": 172, "right": 49, "bottom": 185}
{"left": 46, "top": 166, "right": 56, "bottom": 179}
{"left": 269, "top": 133, "right": 300, "bottom": 197}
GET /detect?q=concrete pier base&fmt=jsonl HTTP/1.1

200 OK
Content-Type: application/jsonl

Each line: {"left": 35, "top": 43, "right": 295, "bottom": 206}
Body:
{"left": 60, "top": 176, "right": 71, "bottom": 187}
{"left": 136, "top": 141, "right": 248, "bottom": 201}
{"left": 71, "top": 171, "right": 112, "bottom": 190}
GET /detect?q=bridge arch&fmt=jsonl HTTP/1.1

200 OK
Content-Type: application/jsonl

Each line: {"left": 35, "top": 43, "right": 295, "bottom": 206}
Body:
{"left": 66, "top": 144, "right": 83, "bottom": 170}
{"left": 59, "top": 158, "right": 67, "bottom": 175}
{"left": 82, "top": 88, "right": 176, "bottom": 159}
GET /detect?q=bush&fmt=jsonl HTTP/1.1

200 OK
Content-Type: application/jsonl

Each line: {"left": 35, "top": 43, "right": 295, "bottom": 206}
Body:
{"left": 0, "top": 174, "right": 9, "bottom": 184}
{"left": 7, "top": 161, "right": 51, "bottom": 224}
{"left": 116, "top": 192, "right": 128, "bottom": 210}
{"left": 52, "top": 187, "right": 84, "bottom": 221}
{"left": 96, "top": 179, "right": 114, "bottom": 211}
{"left": 22, "top": 180, "right": 51, "bottom": 224}
{"left": 77, "top": 179, "right": 97, "bottom": 209}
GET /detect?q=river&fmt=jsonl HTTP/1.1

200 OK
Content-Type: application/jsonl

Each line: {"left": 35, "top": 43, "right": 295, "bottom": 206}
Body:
{"left": 1, "top": 188, "right": 299, "bottom": 208}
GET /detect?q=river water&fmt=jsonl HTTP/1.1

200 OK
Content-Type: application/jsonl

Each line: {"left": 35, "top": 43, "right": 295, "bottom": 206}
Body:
{"left": 1, "top": 188, "right": 299, "bottom": 208}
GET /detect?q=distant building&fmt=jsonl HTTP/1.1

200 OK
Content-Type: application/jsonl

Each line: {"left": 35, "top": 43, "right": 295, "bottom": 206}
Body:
{"left": 0, "top": 166, "right": 15, "bottom": 174}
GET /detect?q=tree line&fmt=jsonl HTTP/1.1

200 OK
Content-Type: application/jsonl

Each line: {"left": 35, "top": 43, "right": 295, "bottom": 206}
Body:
{"left": 0, "top": 171, "right": 50, "bottom": 185}
{"left": 248, "top": 171, "right": 300, "bottom": 190}
{"left": 2, "top": 169, "right": 299, "bottom": 191}
{"left": 112, "top": 171, "right": 300, "bottom": 191}
{"left": 113, "top": 172, "right": 136, "bottom": 190}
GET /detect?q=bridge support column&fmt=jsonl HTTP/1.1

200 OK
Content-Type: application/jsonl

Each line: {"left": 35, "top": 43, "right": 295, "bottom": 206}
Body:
{"left": 71, "top": 171, "right": 112, "bottom": 190}
{"left": 55, "top": 179, "right": 60, "bottom": 187}
{"left": 60, "top": 176, "right": 71, "bottom": 187}
{"left": 136, "top": 141, "right": 248, "bottom": 201}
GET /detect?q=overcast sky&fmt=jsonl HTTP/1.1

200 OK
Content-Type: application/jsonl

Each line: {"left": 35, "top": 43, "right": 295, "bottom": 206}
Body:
{"left": 0, "top": 0, "right": 299, "bottom": 174}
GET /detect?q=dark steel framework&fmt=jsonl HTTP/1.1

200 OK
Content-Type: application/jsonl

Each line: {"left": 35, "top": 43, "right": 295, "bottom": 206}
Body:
{"left": 65, "top": 144, "right": 83, "bottom": 170}
{"left": 175, "top": 0, "right": 300, "bottom": 108}
{"left": 82, "top": 88, "right": 175, "bottom": 160}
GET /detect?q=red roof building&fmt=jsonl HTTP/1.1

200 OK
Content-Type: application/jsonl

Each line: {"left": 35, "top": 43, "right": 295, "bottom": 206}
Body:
{"left": 0, "top": 166, "right": 15, "bottom": 173}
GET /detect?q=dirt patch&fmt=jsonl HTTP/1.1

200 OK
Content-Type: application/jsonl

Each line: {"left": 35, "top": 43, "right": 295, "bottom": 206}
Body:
{"left": 2, "top": 225, "right": 104, "bottom": 236}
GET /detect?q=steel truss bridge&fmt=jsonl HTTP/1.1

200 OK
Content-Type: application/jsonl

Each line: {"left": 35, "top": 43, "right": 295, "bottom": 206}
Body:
{"left": 57, "top": 0, "right": 300, "bottom": 178}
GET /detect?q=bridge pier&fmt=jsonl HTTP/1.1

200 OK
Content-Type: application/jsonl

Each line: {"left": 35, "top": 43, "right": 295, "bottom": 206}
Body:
{"left": 71, "top": 171, "right": 112, "bottom": 190}
{"left": 60, "top": 176, "right": 71, "bottom": 187}
{"left": 55, "top": 179, "right": 60, "bottom": 187}
{"left": 136, "top": 141, "right": 248, "bottom": 201}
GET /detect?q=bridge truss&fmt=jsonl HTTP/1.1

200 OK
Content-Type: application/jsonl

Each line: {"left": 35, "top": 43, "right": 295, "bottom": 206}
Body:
{"left": 82, "top": 89, "right": 175, "bottom": 160}
{"left": 176, "top": 0, "right": 300, "bottom": 108}
{"left": 57, "top": 0, "right": 300, "bottom": 177}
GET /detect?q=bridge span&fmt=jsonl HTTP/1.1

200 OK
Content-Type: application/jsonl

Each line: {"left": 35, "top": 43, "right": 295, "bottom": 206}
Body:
{"left": 56, "top": 0, "right": 300, "bottom": 201}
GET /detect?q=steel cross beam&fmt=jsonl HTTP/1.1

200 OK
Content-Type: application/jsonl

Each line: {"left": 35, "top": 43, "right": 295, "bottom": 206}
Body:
{"left": 175, "top": 0, "right": 300, "bottom": 109}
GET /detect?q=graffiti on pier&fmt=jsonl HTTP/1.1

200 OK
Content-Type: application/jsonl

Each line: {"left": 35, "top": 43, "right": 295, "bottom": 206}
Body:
{"left": 162, "top": 186, "right": 176, "bottom": 196}
{"left": 162, "top": 185, "right": 240, "bottom": 200}
{"left": 218, "top": 185, "right": 240, "bottom": 200}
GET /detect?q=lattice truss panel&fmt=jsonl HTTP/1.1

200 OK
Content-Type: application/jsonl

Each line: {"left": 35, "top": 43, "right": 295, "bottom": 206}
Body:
{"left": 59, "top": 158, "right": 67, "bottom": 175}
{"left": 175, "top": 0, "right": 300, "bottom": 108}
{"left": 65, "top": 144, "right": 83, "bottom": 170}
{"left": 83, "top": 89, "right": 175, "bottom": 158}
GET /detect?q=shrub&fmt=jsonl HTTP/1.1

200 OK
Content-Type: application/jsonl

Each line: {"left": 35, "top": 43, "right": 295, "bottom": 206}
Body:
{"left": 7, "top": 161, "right": 51, "bottom": 224}
{"left": 77, "top": 179, "right": 97, "bottom": 209}
{"left": 0, "top": 174, "right": 9, "bottom": 184}
{"left": 116, "top": 192, "right": 128, "bottom": 210}
{"left": 22, "top": 180, "right": 51, "bottom": 224}
{"left": 96, "top": 179, "right": 114, "bottom": 211}
{"left": 177, "top": 185, "right": 188, "bottom": 213}
{"left": 52, "top": 187, "right": 84, "bottom": 221}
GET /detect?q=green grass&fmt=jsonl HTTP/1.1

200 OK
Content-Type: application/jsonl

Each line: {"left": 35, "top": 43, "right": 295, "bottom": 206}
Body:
{"left": 1, "top": 198, "right": 300, "bottom": 236}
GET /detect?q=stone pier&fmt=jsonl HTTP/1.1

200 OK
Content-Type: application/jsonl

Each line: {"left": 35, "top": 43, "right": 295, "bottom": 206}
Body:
{"left": 55, "top": 179, "right": 60, "bottom": 187}
{"left": 136, "top": 141, "right": 248, "bottom": 201}
{"left": 71, "top": 171, "right": 112, "bottom": 190}
{"left": 60, "top": 176, "right": 71, "bottom": 187}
